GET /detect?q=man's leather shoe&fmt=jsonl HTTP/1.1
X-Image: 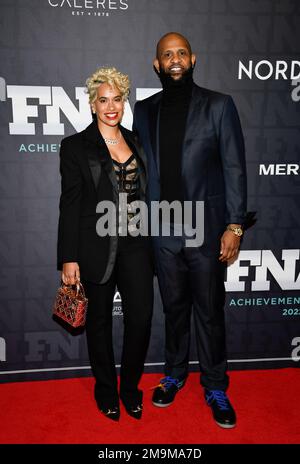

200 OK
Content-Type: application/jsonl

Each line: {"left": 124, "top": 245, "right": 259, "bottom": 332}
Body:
{"left": 205, "top": 389, "right": 236, "bottom": 428}
{"left": 152, "top": 376, "right": 184, "bottom": 407}
{"left": 100, "top": 405, "right": 120, "bottom": 422}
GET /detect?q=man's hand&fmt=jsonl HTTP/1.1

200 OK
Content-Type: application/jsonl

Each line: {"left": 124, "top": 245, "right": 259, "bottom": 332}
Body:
{"left": 219, "top": 224, "right": 242, "bottom": 262}
{"left": 62, "top": 262, "right": 80, "bottom": 285}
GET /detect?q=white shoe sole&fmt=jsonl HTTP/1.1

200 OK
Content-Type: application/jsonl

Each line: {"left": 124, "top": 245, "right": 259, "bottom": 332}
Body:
{"left": 216, "top": 420, "right": 236, "bottom": 429}
{"left": 152, "top": 401, "right": 174, "bottom": 408}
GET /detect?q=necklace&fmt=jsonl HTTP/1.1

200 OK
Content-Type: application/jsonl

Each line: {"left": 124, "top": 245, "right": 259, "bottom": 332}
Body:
{"left": 103, "top": 133, "right": 121, "bottom": 145}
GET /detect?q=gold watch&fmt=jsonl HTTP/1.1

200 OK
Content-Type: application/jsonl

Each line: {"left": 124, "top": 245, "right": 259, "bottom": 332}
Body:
{"left": 227, "top": 226, "right": 243, "bottom": 237}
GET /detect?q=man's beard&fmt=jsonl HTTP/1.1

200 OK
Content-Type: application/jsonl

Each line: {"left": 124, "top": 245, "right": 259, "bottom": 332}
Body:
{"left": 157, "top": 65, "right": 194, "bottom": 88}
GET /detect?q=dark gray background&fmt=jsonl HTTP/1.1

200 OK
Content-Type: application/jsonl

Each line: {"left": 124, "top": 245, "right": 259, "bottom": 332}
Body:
{"left": 0, "top": 0, "right": 300, "bottom": 382}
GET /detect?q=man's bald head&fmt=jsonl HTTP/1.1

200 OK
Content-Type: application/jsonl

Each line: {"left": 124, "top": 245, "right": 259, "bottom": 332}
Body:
{"left": 153, "top": 32, "right": 196, "bottom": 82}
{"left": 156, "top": 32, "right": 192, "bottom": 59}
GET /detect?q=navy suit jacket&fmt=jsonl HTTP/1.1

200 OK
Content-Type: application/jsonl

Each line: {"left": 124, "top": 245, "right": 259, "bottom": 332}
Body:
{"left": 133, "top": 83, "right": 247, "bottom": 255}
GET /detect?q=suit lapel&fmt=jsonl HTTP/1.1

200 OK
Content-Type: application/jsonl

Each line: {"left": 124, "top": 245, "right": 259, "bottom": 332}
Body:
{"left": 181, "top": 85, "right": 205, "bottom": 180}
{"left": 120, "top": 125, "right": 148, "bottom": 198}
{"left": 148, "top": 92, "right": 162, "bottom": 176}
{"left": 183, "top": 84, "right": 205, "bottom": 148}
{"left": 84, "top": 121, "right": 118, "bottom": 197}
{"left": 120, "top": 125, "right": 146, "bottom": 172}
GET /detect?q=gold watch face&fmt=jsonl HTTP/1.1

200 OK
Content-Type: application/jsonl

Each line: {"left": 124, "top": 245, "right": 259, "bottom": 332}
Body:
{"left": 228, "top": 227, "right": 243, "bottom": 236}
{"left": 234, "top": 228, "right": 243, "bottom": 236}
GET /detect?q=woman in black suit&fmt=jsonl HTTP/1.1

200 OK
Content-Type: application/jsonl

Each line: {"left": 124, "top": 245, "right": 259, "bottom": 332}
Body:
{"left": 57, "top": 67, "right": 153, "bottom": 421}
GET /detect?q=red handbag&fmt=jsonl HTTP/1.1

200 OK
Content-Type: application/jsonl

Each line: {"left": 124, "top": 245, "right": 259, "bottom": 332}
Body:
{"left": 53, "top": 281, "right": 88, "bottom": 328}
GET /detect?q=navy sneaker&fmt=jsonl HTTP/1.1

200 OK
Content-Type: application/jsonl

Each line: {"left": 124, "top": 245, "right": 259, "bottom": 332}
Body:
{"left": 152, "top": 376, "right": 185, "bottom": 407}
{"left": 205, "top": 389, "right": 236, "bottom": 428}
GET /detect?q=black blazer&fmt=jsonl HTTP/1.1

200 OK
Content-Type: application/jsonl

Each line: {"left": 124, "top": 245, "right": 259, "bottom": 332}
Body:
{"left": 57, "top": 120, "right": 148, "bottom": 284}
{"left": 133, "top": 83, "right": 247, "bottom": 255}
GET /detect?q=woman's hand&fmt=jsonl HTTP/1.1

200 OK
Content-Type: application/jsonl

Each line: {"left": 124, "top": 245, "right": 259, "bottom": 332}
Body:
{"left": 61, "top": 262, "right": 80, "bottom": 285}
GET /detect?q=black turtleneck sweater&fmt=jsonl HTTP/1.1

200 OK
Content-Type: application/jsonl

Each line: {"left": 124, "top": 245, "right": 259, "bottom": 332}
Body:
{"left": 159, "top": 75, "right": 193, "bottom": 206}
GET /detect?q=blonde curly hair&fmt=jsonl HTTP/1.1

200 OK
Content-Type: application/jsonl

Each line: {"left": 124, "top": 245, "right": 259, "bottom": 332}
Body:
{"left": 85, "top": 67, "right": 130, "bottom": 104}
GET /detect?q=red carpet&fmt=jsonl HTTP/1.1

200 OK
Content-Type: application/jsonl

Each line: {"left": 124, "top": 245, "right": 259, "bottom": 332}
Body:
{"left": 1, "top": 369, "right": 299, "bottom": 444}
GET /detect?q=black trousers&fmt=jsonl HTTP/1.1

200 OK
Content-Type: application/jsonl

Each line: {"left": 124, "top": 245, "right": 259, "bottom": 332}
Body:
{"left": 82, "top": 236, "right": 153, "bottom": 409}
{"left": 155, "top": 242, "right": 229, "bottom": 391}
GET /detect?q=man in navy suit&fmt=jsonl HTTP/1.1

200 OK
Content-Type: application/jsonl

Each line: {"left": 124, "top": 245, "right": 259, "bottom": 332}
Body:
{"left": 133, "top": 32, "right": 247, "bottom": 428}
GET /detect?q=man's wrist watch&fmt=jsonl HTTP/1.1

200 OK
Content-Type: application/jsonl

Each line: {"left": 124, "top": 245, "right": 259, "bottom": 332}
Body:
{"left": 226, "top": 226, "right": 243, "bottom": 237}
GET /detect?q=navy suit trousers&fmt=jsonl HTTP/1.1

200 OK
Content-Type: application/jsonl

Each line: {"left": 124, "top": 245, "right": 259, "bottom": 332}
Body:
{"left": 154, "top": 238, "right": 229, "bottom": 391}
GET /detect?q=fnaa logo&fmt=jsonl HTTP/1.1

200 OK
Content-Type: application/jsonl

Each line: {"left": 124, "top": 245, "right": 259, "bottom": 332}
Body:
{"left": 1, "top": 77, "right": 159, "bottom": 135}
{"left": 47, "top": 0, "right": 129, "bottom": 17}
{"left": 225, "top": 249, "right": 300, "bottom": 292}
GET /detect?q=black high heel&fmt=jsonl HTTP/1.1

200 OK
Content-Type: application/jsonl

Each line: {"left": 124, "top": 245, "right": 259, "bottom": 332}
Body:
{"left": 124, "top": 403, "right": 143, "bottom": 420}
{"left": 100, "top": 406, "right": 120, "bottom": 422}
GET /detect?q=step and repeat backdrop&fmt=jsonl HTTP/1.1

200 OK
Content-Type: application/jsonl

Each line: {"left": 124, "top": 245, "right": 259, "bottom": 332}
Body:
{"left": 0, "top": 0, "right": 300, "bottom": 382}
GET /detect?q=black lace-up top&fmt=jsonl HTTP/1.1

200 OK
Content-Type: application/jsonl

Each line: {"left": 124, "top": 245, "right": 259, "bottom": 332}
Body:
{"left": 112, "top": 153, "right": 140, "bottom": 202}
{"left": 112, "top": 153, "right": 141, "bottom": 233}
